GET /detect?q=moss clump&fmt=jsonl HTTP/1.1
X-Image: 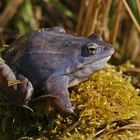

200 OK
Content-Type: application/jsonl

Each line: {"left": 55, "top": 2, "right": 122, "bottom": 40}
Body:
{"left": 0, "top": 65, "right": 140, "bottom": 140}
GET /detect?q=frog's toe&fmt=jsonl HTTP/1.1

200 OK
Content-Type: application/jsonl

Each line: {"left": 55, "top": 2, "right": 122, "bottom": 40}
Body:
{"left": 51, "top": 95, "right": 74, "bottom": 115}
{"left": 55, "top": 104, "right": 74, "bottom": 115}
{"left": 65, "top": 106, "right": 74, "bottom": 114}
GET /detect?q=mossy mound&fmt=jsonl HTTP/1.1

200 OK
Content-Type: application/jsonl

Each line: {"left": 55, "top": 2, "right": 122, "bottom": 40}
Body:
{"left": 0, "top": 65, "right": 140, "bottom": 140}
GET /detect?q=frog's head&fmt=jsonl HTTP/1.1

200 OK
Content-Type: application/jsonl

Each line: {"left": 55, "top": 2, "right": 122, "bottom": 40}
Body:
{"left": 67, "top": 34, "right": 114, "bottom": 86}
{"left": 80, "top": 34, "right": 114, "bottom": 69}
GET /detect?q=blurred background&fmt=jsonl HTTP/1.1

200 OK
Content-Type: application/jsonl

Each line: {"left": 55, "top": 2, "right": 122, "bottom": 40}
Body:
{"left": 0, "top": 0, "right": 140, "bottom": 85}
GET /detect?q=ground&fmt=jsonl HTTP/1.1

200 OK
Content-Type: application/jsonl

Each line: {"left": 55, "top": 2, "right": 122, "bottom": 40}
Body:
{"left": 0, "top": 65, "right": 140, "bottom": 140}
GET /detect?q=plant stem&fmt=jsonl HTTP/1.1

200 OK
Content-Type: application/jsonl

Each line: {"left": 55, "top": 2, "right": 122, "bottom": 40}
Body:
{"left": 111, "top": 1, "right": 123, "bottom": 44}
{"left": 122, "top": 0, "right": 140, "bottom": 33}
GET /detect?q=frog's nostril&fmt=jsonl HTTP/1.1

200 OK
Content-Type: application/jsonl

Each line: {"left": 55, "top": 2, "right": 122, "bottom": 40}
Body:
{"left": 104, "top": 46, "right": 114, "bottom": 54}
{"left": 104, "top": 46, "right": 109, "bottom": 51}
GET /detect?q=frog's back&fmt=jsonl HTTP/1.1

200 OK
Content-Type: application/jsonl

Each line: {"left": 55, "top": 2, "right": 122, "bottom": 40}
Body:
{"left": 4, "top": 28, "right": 75, "bottom": 59}
{"left": 2, "top": 28, "right": 87, "bottom": 85}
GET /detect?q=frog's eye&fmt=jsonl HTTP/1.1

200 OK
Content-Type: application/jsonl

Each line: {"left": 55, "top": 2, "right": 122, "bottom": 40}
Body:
{"left": 86, "top": 45, "right": 98, "bottom": 55}
{"left": 81, "top": 43, "right": 99, "bottom": 57}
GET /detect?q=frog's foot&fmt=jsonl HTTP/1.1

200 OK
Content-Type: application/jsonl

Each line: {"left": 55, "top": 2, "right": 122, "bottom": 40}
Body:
{"left": 0, "top": 61, "right": 33, "bottom": 107}
{"left": 0, "top": 61, "right": 18, "bottom": 100}
{"left": 42, "top": 76, "right": 74, "bottom": 115}
{"left": 0, "top": 61, "right": 17, "bottom": 86}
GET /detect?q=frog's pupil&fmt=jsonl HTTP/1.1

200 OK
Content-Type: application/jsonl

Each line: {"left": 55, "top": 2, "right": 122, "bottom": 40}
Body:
{"left": 89, "top": 47, "right": 96, "bottom": 51}
{"left": 87, "top": 46, "right": 97, "bottom": 53}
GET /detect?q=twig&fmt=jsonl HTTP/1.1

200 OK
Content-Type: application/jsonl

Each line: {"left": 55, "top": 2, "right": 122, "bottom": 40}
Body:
{"left": 93, "top": 128, "right": 106, "bottom": 137}
{"left": 100, "top": 0, "right": 112, "bottom": 38}
{"left": 76, "top": 0, "right": 85, "bottom": 35}
{"left": 0, "top": 0, "right": 23, "bottom": 33}
{"left": 89, "top": 0, "right": 102, "bottom": 36}
{"left": 126, "top": 68, "right": 140, "bottom": 73}
{"left": 104, "top": 124, "right": 140, "bottom": 136}
{"left": 111, "top": 1, "right": 123, "bottom": 44}
{"left": 30, "top": 95, "right": 57, "bottom": 102}
{"left": 81, "top": 0, "right": 94, "bottom": 36}
{"left": 136, "top": 0, "right": 140, "bottom": 16}
{"left": 122, "top": 0, "right": 140, "bottom": 33}
{"left": 18, "top": 136, "right": 32, "bottom": 140}
{"left": 22, "top": 105, "right": 34, "bottom": 112}
{"left": 57, "top": 117, "right": 81, "bottom": 140}
{"left": 92, "top": 124, "right": 140, "bottom": 139}
{"left": 8, "top": 80, "right": 21, "bottom": 87}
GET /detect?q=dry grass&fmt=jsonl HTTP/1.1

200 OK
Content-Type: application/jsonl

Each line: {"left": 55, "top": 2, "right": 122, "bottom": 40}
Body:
{"left": 76, "top": 0, "right": 140, "bottom": 66}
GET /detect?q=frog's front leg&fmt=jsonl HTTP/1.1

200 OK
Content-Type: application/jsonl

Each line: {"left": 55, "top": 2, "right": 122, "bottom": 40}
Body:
{"left": 0, "top": 61, "right": 33, "bottom": 107}
{"left": 42, "top": 75, "right": 74, "bottom": 115}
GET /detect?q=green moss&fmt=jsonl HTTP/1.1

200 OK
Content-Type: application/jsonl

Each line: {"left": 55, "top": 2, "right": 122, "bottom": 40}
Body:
{"left": 0, "top": 65, "right": 140, "bottom": 140}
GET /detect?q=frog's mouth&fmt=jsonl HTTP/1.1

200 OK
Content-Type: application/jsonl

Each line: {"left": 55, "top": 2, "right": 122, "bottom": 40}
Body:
{"left": 94, "top": 55, "right": 111, "bottom": 64}
{"left": 84, "top": 54, "right": 112, "bottom": 67}
{"left": 81, "top": 53, "right": 113, "bottom": 74}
